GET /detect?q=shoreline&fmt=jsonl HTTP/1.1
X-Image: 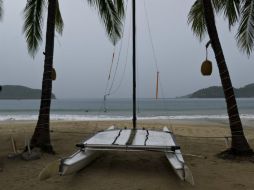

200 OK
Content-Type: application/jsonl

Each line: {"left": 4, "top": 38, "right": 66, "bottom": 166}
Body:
{"left": 0, "top": 109, "right": 253, "bottom": 122}
{"left": 1, "top": 117, "right": 254, "bottom": 128}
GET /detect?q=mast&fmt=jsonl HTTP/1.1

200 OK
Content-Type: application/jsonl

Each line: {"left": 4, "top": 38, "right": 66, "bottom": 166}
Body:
{"left": 132, "top": 0, "right": 137, "bottom": 129}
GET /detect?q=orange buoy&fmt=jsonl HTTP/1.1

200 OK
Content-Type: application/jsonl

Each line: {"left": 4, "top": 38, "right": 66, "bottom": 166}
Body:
{"left": 52, "top": 68, "right": 56, "bottom": 80}
{"left": 201, "top": 60, "right": 212, "bottom": 76}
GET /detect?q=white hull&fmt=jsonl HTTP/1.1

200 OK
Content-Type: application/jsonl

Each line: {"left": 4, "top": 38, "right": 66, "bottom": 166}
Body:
{"left": 59, "top": 126, "right": 193, "bottom": 184}
{"left": 59, "top": 126, "right": 115, "bottom": 175}
{"left": 59, "top": 149, "right": 99, "bottom": 176}
{"left": 163, "top": 127, "right": 194, "bottom": 184}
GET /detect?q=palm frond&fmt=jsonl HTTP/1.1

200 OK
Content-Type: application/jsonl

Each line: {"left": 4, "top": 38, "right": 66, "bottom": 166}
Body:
{"left": 23, "top": 0, "right": 46, "bottom": 57}
{"left": 188, "top": 0, "right": 207, "bottom": 41}
{"left": 113, "top": 0, "right": 125, "bottom": 18}
{"left": 223, "top": 0, "right": 240, "bottom": 27}
{"left": 236, "top": 0, "right": 254, "bottom": 55}
{"left": 55, "top": 0, "right": 64, "bottom": 35}
{"left": 0, "top": 0, "right": 3, "bottom": 20}
{"left": 87, "top": 0, "right": 124, "bottom": 45}
{"left": 211, "top": 0, "right": 223, "bottom": 12}
{"left": 213, "top": 0, "right": 240, "bottom": 29}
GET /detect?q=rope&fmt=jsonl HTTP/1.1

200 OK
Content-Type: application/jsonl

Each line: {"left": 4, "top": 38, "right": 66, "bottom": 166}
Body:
{"left": 11, "top": 125, "right": 252, "bottom": 140}
{"left": 144, "top": 0, "right": 160, "bottom": 71}
{"left": 144, "top": 130, "right": 149, "bottom": 145}
{"left": 175, "top": 134, "right": 232, "bottom": 139}
{"left": 48, "top": 129, "right": 242, "bottom": 139}
{"left": 102, "top": 0, "right": 130, "bottom": 113}
{"left": 109, "top": 16, "right": 132, "bottom": 95}
{"left": 143, "top": 0, "right": 174, "bottom": 132}
{"left": 112, "top": 129, "right": 123, "bottom": 144}
{"left": 108, "top": 46, "right": 116, "bottom": 80}
{"left": 107, "top": 38, "right": 124, "bottom": 94}
{"left": 102, "top": 45, "right": 116, "bottom": 112}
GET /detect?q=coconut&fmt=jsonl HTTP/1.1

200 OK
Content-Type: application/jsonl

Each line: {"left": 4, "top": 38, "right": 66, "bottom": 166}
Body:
{"left": 201, "top": 60, "right": 212, "bottom": 76}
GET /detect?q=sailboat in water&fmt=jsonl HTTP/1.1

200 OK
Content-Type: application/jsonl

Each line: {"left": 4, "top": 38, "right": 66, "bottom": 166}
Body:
{"left": 59, "top": 0, "right": 194, "bottom": 184}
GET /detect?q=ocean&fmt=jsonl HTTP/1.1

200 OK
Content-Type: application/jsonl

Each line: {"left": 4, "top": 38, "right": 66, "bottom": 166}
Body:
{"left": 0, "top": 98, "right": 254, "bottom": 122}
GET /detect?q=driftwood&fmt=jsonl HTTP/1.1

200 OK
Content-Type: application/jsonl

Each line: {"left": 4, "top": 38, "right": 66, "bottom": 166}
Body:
{"left": 7, "top": 136, "right": 22, "bottom": 160}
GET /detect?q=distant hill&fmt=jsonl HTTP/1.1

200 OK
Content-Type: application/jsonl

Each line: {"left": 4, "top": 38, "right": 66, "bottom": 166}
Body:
{"left": 0, "top": 85, "right": 56, "bottom": 99}
{"left": 183, "top": 83, "right": 254, "bottom": 98}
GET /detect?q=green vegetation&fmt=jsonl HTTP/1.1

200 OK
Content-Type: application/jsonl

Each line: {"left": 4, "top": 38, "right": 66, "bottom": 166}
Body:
{"left": 184, "top": 83, "right": 254, "bottom": 98}
{"left": 0, "top": 85, "right": 56, "bottom": 99}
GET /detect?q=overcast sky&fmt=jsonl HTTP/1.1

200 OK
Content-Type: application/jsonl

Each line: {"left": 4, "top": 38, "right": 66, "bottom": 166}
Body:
{"left": 0, "top": 0, "right": 254, "bottom": 99}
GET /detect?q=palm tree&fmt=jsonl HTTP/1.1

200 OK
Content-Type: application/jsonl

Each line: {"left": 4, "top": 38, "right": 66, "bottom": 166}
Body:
{"left": 188, "top": 0, "right": 253, "bottom": 156}
{"left": 0, "top": 0, "right": 3, "bottom": 20}
{"left": 236, "top": 0, "right": 254, "bottom": 55}
{"left": 23, "top": 0, "right": 124, "bottom": 153}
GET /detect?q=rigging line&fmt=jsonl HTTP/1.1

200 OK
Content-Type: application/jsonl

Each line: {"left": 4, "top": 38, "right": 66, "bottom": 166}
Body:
{"left": 143, "top": 0, "right": 159, "bottom": 72}
{"left": 100, "top": 0, "right": 129, "bottom": 113}
{"left": 103, "top": 2, "right": 129, "bottom": 97}
{"left": 106, "top": 0, "right": 130, "bottom": 96}
{"left": 143, "top": 0, "right": 170, "bottom": 116}
{"left": 143, "top": 0, "right": 173, "bottom": 130}
{"left": 103, "top": 45, "right": 116, "bottom": 97}
{"left": 158, "top": 71, "right": 175, "bottom": 130}
{"left": 136, "top": 49, "right": 140, "bottom": 113}
{"left": 107, "top": 40, "right": 123, "bottom": 94}
{"left": 101, "top": 46, "right": 116, "bottom": 112}
{"left": 144, "top": 130, "right": 149, "bottom": 146}
{"left": 144, "top": 0, "right": 164, "bottom": 102}
{"left": 156, "top": 71, "right": 159, "bottom": 99}
{"left": 107, "top": 30, "right": 125, "bottom": 94}
{"left": 108, "top": 46, "right": 116, "bottom": 80}
{"left": 109, "top": 15, "right": 132, "bottom": 95}
{"left": 112, "top": 129, "right": 123, "bottom": 145}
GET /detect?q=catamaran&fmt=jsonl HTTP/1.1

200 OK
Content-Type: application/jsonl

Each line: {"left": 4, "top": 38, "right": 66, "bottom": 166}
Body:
{"left": 59, "top": 0, "right": 194, "bottom": 184}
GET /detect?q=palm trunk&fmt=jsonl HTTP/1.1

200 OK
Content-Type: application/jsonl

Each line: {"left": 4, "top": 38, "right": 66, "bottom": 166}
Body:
{"left": 203, "top": 0, "right": 252, "bottom": 155}
{"left": 30, "top": 0, "right": 57, "bottom": 153}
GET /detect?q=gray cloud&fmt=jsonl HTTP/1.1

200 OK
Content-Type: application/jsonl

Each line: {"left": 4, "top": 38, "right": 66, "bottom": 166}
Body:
{"left": 0, "top": 0, "right": 253, "bottom": 99}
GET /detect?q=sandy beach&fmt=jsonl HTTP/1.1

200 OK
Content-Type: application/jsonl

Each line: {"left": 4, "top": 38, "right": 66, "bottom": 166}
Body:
{"left": 0, "top": 120, "right": 254, "bottom": 190}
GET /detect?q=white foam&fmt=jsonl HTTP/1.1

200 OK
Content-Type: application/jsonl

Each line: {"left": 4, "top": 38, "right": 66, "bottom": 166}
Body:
{"left": 0, "top": 114, "right": 130, "bottom": 121}
{"left": 0, "top": 114, "right": 254, "bottom": 121}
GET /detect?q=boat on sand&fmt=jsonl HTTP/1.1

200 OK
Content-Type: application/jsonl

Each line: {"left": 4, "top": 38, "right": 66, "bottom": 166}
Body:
{"left": 59, "top": 0, "right": 194, "bottom": 185}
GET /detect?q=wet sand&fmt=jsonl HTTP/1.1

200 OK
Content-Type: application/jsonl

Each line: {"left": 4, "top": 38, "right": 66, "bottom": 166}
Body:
{"left": 0, "top": 120, "right": 254, "bottom": 190}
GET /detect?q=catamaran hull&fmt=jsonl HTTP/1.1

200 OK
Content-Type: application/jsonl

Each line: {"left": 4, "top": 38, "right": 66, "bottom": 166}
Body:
{"left": 163, "top": 127, "right": 194, "bottom": 184}
{"left": 59, "top": 126, "right": 194, "bottom": 184}
{"left": 59, "top": 126, "right": 115, "bottom": 176}
{"left": 59, "top": 149, "right": 100, "bottom": 176}
{"left": 165, "top": 151, "right": 194, "bottom": 184}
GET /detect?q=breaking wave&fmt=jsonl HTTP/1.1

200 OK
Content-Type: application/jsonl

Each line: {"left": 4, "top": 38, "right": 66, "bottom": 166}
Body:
{"left": 1, "top": 114, "right": 254, "bottom": 121}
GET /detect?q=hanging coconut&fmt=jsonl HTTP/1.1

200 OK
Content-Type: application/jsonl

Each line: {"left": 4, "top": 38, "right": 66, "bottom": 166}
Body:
{"left": 201, "top": 40, "right": 213, "bottom": 76}
{"left": 52, "top": 68, "right": 56, "bottom": 80}
{"left": 201, "top": 59, "right": 212, "bottom": 76}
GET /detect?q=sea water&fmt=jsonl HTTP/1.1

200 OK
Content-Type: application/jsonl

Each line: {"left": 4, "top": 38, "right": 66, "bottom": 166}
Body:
{"left": 0, "top": 98, "right": 254, "bottom": 122}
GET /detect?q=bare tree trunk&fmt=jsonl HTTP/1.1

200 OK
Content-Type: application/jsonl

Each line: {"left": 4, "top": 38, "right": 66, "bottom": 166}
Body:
{"left": 203, "top": 0, "right": 252, "bottom": 155}
{"left": 30, "top": 0, "right": 57, "bottom": 153}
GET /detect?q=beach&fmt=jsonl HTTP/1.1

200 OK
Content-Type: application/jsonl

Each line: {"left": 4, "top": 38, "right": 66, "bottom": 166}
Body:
{"left": 0, "top": 120, "right": 254, "bottom": 190}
